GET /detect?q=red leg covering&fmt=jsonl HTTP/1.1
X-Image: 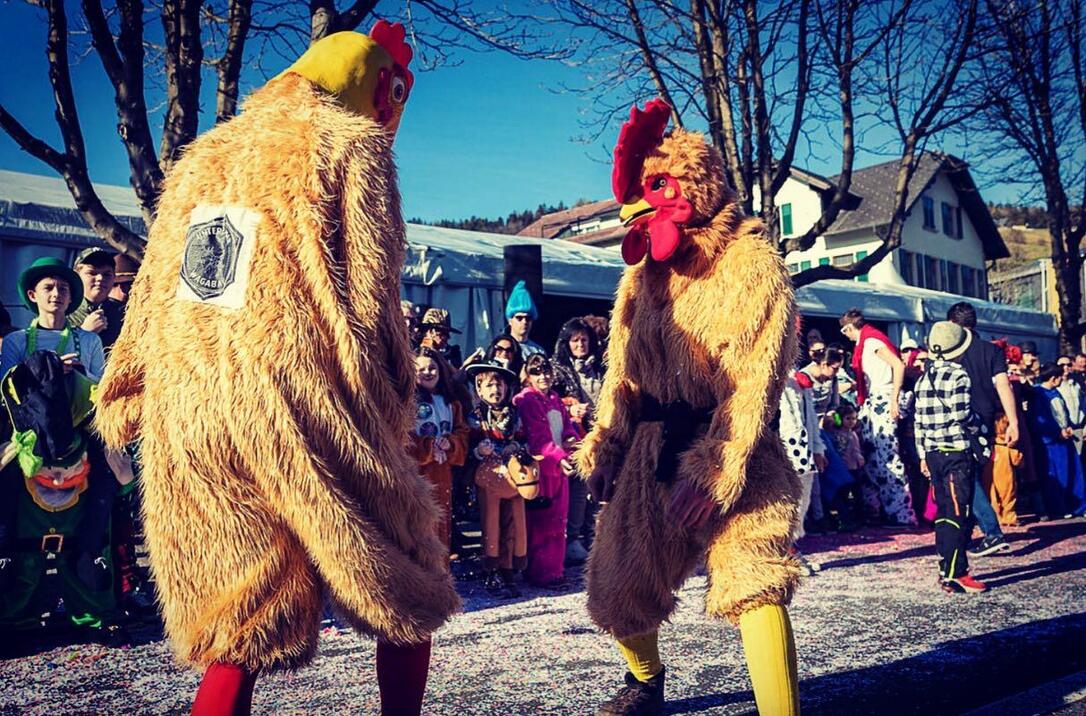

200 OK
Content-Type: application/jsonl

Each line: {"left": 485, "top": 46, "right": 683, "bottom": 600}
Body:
{"left": 191, "top": 663, "right": 258, "bottom": 716}
{"left": 376, "top": 639, "right": 432, "bottom": 716}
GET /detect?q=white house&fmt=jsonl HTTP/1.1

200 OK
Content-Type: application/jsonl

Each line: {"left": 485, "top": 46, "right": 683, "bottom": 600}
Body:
{"left": 520, "top": 152, "right": 1008, "bottom": 301}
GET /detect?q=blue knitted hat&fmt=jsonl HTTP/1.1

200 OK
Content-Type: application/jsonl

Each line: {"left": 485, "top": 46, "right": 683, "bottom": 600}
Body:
{"left": 505, "top": 280, "right": 538, "bottom": 321}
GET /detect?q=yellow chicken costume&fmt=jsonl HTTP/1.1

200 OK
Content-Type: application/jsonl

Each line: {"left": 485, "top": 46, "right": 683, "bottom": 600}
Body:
{"left": 576, "top": 99, "right": 802, "bottom": 715}
{"left": 94, "top": 21, "right": 459, "bottom": 716}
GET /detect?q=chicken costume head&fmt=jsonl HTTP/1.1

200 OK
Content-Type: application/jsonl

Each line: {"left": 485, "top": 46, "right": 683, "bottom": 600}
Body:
{"left": 95, "top": 19, "right": 459, "bottom": 681}
{"left": 613, "top": 99, "right": 733, "bottom": 266}
{"left": 576, "top": 99, "right": 803, "bottom": 714}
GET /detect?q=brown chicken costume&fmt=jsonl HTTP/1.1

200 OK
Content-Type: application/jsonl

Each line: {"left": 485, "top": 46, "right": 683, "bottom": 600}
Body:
{"left": 576, "top": 100, "right": 802, "bottom": 715}
{"left": 94, "top": 22, "right": 459, "bottom": 716}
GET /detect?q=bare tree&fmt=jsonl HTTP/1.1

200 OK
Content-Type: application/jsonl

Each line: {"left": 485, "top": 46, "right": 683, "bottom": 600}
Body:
{"left": 0, "top": 1, "right": 563, "bottom": 259}
{"left": 538, "top": 0, "right": 983, "bottom": 288}
{"left": 976, "top": 0, "right": 1085, "bottom": 352}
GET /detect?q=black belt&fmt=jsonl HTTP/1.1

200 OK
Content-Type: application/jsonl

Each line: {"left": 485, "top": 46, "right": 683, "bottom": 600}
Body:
{"left": 639, "top": 393, "right": 714, "bottom": 483}
{"left": 17, "top": 534, "right": 77, "bottom": 553}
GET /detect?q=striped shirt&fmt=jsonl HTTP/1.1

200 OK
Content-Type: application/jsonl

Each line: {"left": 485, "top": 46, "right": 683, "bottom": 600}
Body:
{"left": 914, "top": 359, "right": 976, "bottom": 457}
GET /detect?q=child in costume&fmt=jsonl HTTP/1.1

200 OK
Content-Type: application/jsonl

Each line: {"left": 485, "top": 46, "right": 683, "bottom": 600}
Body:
{"left": 514, "top": 354, "right": 579, "bottom": 588}
{"left": 410, "top": 347, "right": 469, "bottom": 551}
{"left": 576, "top": 99, "right": 802, "bottom": 716}
{"left": 983, "top": 413, "right": 1023, "bottom": 526}
{"left": 914, "top": 321, "right": 987, "bottom": 593}
{"left": 93, "top": 23, "right": 460, "bottom": 716}
{"left": 0, "top": 257, "right": 123, "bottom": 642}
{"left": 827, "top": 402, "right": 865, "bottom": 528}
{"left": 465, "top": 359, "right": 539, "bottom": 597}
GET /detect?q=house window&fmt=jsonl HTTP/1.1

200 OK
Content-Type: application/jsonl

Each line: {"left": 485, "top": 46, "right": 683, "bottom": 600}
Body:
{"left": 925, "top": 255, "right": 940, "bottom": 290}
{"left": 819, "top": 257, "right": 830, "bottom": 266}
{"left": 899, "top": 250, "right": 914, "bottom": 284}
{"left": 940, "top": 259, "right": 951, "bottom": 291}
{"left": 831, "top": 254, "right": 852, "bottom": 267}
{"left": 962, "top": 266, "right": 976, "bottom": 297}
{"left": 787, "top": 263, "right": 799, "bottom": 274}
{"left": 781, "top": 203, "right": 793, "bottom": 236}
{"left": 800, "top": 260, "right": 812, "bottom": 271}
{"left": 855, "top": 250, "right": 869, "bottom": 282}
{"left": 922, "top": 196, "right": 936, "bottom": 230}
{"left": 942, "top": 202, "right": 955, "bottom": 236}
{"left": 955, "top": 207, "right": 964, "bottom": 239}
{"left": 914, "top": 252, "right": 925, "bottom": 287}
{"left": 947, "top": 262, "right": 960, "bottom": 294}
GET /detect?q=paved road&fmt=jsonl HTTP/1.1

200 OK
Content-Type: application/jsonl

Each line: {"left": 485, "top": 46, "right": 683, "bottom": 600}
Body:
{"left": 2, "top": 518, "right": 1085, "bottom": 715}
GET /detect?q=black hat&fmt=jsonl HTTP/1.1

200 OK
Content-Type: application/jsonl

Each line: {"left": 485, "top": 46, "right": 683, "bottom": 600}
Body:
{"left": 465, "top": 359, "right": 518, "bottom": 385}
{"left": 1021, "top": 341, "right": 1038, "bottom": 355}
{"left": 74, "top": 246, "right": 117, "bottom": 267}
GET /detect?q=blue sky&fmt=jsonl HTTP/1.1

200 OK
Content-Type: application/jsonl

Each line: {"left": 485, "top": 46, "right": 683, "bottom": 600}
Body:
{"left": 0, "top": 2, "right": 1026, "bottom": 224}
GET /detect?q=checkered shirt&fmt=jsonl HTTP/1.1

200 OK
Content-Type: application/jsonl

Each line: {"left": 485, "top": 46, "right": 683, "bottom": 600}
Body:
{"left": 914, "top": 359, "right": 976, "bottom": 457}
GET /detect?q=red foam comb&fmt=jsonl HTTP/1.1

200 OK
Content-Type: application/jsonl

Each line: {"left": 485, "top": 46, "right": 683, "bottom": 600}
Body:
{"left": 371, "top": 20, "right": 414, "bottom": 88}
{"left": 612, "top": 99, "right": 671, "bottom": 204}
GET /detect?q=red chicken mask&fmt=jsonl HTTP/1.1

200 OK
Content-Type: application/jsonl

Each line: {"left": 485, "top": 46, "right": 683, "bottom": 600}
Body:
{"left": 612, "top": 99, "right": 693, "bottom": 265}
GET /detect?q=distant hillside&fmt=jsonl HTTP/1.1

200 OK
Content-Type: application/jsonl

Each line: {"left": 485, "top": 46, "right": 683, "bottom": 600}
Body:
{"left": 991, "top": 226, "right": 1052, "bottom": 273}
{"left": 411, "top": 199, "right": 595, "bottom": 235}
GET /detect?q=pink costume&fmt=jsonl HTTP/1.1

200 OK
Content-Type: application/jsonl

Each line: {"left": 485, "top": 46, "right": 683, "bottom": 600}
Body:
{"left": 513, "top": 386, "right": 579, "bottom": 584}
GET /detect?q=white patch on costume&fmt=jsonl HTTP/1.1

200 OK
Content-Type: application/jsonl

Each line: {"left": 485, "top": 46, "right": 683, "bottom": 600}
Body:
{"left": 546, "top": 409, "right": 564, "bottom": 445}
{"left": 176, "top": 204, "right": 260, "bottom": 310}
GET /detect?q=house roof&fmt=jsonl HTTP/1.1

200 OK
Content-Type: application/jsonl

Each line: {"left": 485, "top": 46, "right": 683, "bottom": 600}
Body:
{"left": 518, "top": 198, "right": 620, "bottom": 240}
{"left": 826, "top": 152, "right": 1009, "bottom": 259}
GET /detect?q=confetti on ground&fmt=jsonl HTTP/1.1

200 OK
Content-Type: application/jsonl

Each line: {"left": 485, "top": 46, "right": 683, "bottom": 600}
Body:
{"left": 2, "top": 518, "right": 1085, "bottom": 715}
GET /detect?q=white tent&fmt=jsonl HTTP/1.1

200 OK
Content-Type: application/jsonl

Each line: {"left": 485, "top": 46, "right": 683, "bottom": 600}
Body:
{"left": 0, "top": 168, "right": 1059, "bottom": 359}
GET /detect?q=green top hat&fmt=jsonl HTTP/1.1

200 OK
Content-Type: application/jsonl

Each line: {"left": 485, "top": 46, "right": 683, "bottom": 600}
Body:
{"left": 18, "top": 257, "right": 84, "bottom": 315}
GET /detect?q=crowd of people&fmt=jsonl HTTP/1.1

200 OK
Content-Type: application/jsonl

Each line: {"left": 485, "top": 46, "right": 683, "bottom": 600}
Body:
{"left": 2, "top": 248, "right": 1085, "bottom": 645}
{"left": 779, "top": 303, "right": 1086, "bottom": 593}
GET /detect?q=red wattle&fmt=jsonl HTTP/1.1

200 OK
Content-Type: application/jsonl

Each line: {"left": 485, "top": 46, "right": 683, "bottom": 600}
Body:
{"left": 621, "top": 227, "right": 649, "bottom": 265}
{"left": 648, "top": 219, "right": 681, "bottom": 262}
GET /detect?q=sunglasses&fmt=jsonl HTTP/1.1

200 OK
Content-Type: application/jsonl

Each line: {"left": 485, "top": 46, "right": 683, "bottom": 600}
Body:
{"left": 494, "top": 345, "right": 514, "bottom": 354}
{"left": 527, "top": 366, "right": 551, "bottom": 376}
{"left": 511, "top": 315, "right": 532, "bottom": 322}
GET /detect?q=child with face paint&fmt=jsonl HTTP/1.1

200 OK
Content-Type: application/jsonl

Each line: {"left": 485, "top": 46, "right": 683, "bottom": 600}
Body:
{"left": 409, "top": 347, "right": 469, "bottom": 551}
{"left": 466, "top": 360, "right": 538, "bottom": 597}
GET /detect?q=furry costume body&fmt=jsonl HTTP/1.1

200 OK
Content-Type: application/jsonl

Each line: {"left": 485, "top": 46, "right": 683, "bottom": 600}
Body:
{"left": 95, "top": 74, "right": 459, "bottom": 671}
{"left": 576, "top": 124, "right": 802, "bottom": 638}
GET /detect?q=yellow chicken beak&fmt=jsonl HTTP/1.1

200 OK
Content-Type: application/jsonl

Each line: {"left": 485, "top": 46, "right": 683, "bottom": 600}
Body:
{"left": 620, "top": 198, "right": 655, "bottom": 227}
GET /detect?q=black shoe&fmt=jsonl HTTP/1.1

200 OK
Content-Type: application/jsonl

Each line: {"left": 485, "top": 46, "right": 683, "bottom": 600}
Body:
{"left": 122, "top": 585, "right": 156, "bottom": 616}
{"left": 596, "top": 669, "right": 665, "bottom": 716}
{"left": 97, "top": 622, "right": 131, "bottom": 648}
{"left": 968, "top": 535, "right": 1011, "bottom": 557}
{"left": 499, "top": 569, "right": 521, "bottom": 599}
{"left": 484, "top": 571, "right": 505, "bottom": 596}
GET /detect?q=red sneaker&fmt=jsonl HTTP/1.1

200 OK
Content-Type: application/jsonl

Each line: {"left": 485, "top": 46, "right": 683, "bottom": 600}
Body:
{"left": 941, "top": 574, "right": 988, "bottom": 593}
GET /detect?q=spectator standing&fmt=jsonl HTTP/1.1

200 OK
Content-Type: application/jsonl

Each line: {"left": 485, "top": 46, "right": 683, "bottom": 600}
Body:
{"left": 409, "top": 347, "right": 470, "bottom": 550}
{"left": 1030, "top": 363, "right": 1086, "bottom": 519}
{"left": 827, "top": 402, "right": 865, "bottom": 529}
{"left": 839, "top": 309, "right": 916, "bottom": 525}
{"left": 552, "top": 318, "right": 605, "bottom": 565}
{"left": 1020, "top": 342, "right": 1040, "bottom": 382}
{"left": 1056, "top": 356, "right": 1085, "bottom": 456}
{"left": 946, "top": 303, "right": 1017, "bottom": 556}
{"left": 68, "top": 248, "right": 126, "bottom": 351}
{"left": 513, "top": 354, "right": 579, "bottom": 588}
{"left": 915, "top": 321, "right": 988, "bottom": 593}
{"left": 778, "top": 369, "right": 827, "bottom": 573}
{"left": 419, "top": 308, "right": 464, "bottom": 368}
{"left": 505, "top": 281, "right": 546, "bottom": 360}
{"left": 983, "top": 414, "right": 1024, "bottom": 526}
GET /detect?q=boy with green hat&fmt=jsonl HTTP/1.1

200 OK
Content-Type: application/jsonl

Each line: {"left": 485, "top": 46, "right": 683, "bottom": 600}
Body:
{"left": 0, "top": 256, "right": 122, "bottom": 641}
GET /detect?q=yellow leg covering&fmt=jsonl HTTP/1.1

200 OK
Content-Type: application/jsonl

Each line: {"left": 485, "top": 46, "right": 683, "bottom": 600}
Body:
{"left": 739, "top": 604, "right": 800, "bottom": 716}
{"left": 615, "top": 630, "right": 663, "bottom": 682}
